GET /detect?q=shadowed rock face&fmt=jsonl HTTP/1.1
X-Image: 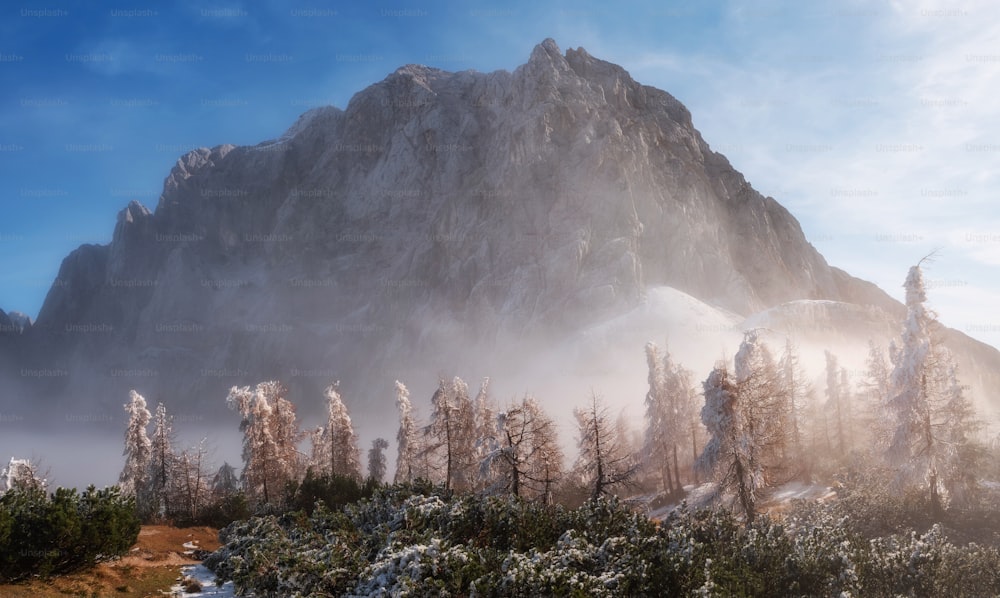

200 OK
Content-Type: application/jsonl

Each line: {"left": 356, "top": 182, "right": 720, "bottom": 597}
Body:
{"left": 5, "top": 39, "right": 998, "bottom": 422}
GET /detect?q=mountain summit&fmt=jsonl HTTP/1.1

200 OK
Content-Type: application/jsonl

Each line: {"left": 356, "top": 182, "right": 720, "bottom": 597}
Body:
{"left": 3, "top": 40, "right": 996, "bottom": 425}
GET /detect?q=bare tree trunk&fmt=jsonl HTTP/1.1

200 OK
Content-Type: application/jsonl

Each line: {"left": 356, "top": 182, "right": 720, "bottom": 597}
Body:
{"left": 592, "top": 409, "right": 605, "bottom": 501}
{"left": 691, "top": 426, "right": 699, "bottom": 485}
{"left": 662, "top": 458, "right": 674, "bottom": 495}
{"left": 445, "top": 417, "right": 453, "bottom": 492}
{"left": 672, "top": 444, "right": 682, "bottom": 492}
{"left": 734, "top": 456, "right": 755, "bottom": 525}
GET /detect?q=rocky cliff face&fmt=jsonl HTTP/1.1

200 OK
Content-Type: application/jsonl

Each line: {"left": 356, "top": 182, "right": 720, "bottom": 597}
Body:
{"left": 5, "top": 39, "right": 997, "bottom": 423}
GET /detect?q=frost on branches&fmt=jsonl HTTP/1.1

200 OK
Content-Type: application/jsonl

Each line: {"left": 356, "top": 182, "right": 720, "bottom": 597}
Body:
{"left": 119, "top": 389, "right": 151, "bottom": 499}
{"left": 480, "top": 395, "right": 563, "bottom": 502}
{"left": 426, "top": 377, "right": 477, "bottom": 492}
{"left": 147, "top": 402, "right": 177, "bottom": 519}
{"left": 0, "top": 457, "right": 45, "bottom": 494}
{"left": 863, "top": 340, "right": 893, "bottom": 452}
{"left": 472, "top": 378, "right": 499, "bottom": 492}
{"left": 698, "top": 330, "right": 788, "bottom": 523}
{"left": 393, "top": 380, "right": 421, "bottom": 484}
{"left": 227, "top": 381, "right": 302, "bottom": 507}
{"left": 643, "top": 342, "right": 700, "bottom": 497}
{"left": 886, "top": 262, "right": 983, "bottom": 513}
{"left": 778, "top": 339, "right": 808, "bottom": 469}
{"left": 311, "top": 382, "right": 362, "bottom": 480}
{"left": 368, "top": 438, "right": 389, "bottom": 483}
{"left": 574, "top": 394, "right": 639, "bottom": 500}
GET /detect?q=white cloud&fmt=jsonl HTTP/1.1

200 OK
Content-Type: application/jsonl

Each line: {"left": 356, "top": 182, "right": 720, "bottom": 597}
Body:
{"left": 618, "top": 0, "right": 1000, "bottom": 350}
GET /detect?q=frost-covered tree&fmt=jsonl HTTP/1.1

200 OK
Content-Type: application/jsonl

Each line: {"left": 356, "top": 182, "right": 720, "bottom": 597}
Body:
{"left": 698, "top": 364, "right": 752, "bottom": 520}
{"left": 737, "top": 332, "right": 789, "bottom": 477}
{"left": 175, "top": 440, "right": 211, "bottom": 521}
{"left": 120, "top": 390, "right": 152, "bottom": 501}
{"left": 368, "top": 438, "right": 389, "bottom": 483}
{"left": 778, "top": 339, "right": 808, "bottom": 470}
{"left": 227, "top": 381, "right": 301, "bottom": 507}
{"left": 212, "top": 462, "right": 240, "bottom": 499}
{"left": 644, "top": 342, "right": 674, "bottom": 495}
{"left": 147, "top": 402, "right": 177, "bottom": 519}
{"left": 886, "top": 261, "right": 983, "bottom": 513}
{"left": 887, "top": 262, "right": 942, "bottom": 510}
{"left": 939, "top": 363, "right": 984, "bottom": 506}
{"left": 863, "top": 341, "right": 893, "bottom": 452}
{"left": 698, "top": 331, "right": 788, "bottom": 523}
{"left": 316, "top": 383, "right": 361, "bottom": 480}
{"left": 574, "top": 394, "right": 639, "bottom": 500}
{"left": 393, "top": 380, "right": 425, "bottom": 484}
{"left": 643, "top": 342, "right": 700, "bottom": 495}
{"left": 840, "top": 367, "right": 855, "bottom": 449}
{"left": 307, "top": 426, "right": 325, "bottom": 472}
{"left": 472, "top": 378, "right": 499, "bottom": 491}
{"left": 0, "top": 457, "right": 45, "bottom": 494}
{"left": 268, "top": 382, "right": 303, "bottom": 481}
{"left": 426, "top": 377, "right": 477, "bottom": 491}
{"left": 481, "top": 395, "right": 563, "bottom": 502}
{"left": 451, "top": 378, "right": 478, "bottom": 490}
{"left": 824, "top": 350, "right": 847, "bottom": 457}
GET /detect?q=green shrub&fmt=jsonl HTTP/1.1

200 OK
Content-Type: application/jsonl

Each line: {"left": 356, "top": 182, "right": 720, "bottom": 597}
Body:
{"left": 0, "top": 485, "right": 140, "bottom": 582}
{"left": 283, "top": 470, "right": 372, "bottom": 515}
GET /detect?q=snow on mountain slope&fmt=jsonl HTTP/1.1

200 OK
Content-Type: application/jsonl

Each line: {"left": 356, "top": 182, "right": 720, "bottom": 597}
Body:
{"left": 574, "top": 286, "right": 742, "bottom": 373}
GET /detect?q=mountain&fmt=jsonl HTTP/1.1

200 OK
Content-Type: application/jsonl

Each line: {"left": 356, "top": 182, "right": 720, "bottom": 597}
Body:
{"left": 4, "top": 39, "right": 999, "bottom": 431}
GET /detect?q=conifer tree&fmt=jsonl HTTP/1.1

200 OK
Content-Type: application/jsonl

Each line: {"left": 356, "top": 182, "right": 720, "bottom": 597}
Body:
{"left": 120, "top": 390, "right": 152, "bottom": 504}
{"left": 886, "top": 261, "right": 983, "bottom": 513}
{"left": 698, "top": 330, "right": 787, "bottom": 523}
{"left": 368, "top": 438, "right": 389, "bottom": 483}
{"left": 482, "top": 395, "right": 563, "bottom": 501}
{"left": 321, "top": 383, "right": 362, "bottom": 480}
{"left": 393, "top": 380, "right": 421, "bottom": 484}
{"left": 147, "top": 402, "right": 177, "bottom": 519}
{"left": 574, "top": 394, "right": 639, "bottom": 500}
{"left": 227, "top": 381, "right": 301, "bottom": 507}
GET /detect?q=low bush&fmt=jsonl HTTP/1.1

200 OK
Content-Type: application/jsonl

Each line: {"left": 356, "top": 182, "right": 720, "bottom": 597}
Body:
{"left": 0, "top": 485, "right": 140, "bottom": 582}
{"left": 203, "top": 483, "right": 1000, "bottom": 597}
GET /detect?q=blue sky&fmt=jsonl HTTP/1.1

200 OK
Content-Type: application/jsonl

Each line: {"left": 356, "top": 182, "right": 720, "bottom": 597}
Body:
{"left": 2, "top": 0, "right": 999, "bottom": 349}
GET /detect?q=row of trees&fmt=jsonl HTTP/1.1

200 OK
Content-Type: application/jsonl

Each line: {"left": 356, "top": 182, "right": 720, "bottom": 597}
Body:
{"left": 121, "top": 381, "right": 391, "bottom": 518}
{"left": 121, "top": 375, "right": 639, "bottom": 512}
{"left": 120, "top": 391, "right": 239, "bottom": 521}
{"left": 695, "top": 261, "right": 984, "bottom": 521}
{"left": 393, "top": 378, "right": 569, "bottom": 501}
{"left": 118, "top": 260, "right": 986, "bottom": 523}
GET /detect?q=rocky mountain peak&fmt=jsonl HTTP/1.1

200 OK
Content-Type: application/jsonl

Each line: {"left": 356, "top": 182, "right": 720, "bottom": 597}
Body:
{"left": 5, "top": 39, "right": 1000, "bottom": 427}
{"left": 527, "top": 38, "right": 571, "bottom": 72}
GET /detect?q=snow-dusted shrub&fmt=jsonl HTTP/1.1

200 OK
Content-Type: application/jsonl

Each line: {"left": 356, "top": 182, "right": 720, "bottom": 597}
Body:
{"left": 202, "top": 483, "right": 1000, "bottom": 597}
{"left": 851, "top": 524, "right": 1000, "bottom": 597}
{"left": 207, "top": 506, "right": 364, "bottom": 597}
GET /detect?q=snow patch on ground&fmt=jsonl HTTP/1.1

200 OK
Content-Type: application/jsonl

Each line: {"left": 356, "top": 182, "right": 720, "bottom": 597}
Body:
{"left": 170, "top": 539, "right": 238, "bottom": 597}
{"left": 768, "top": 481, "right": 836, "bottom": 503}
{"left": 645, "top": 481, "right": 835, "bottom": 521}
{"left": 170, "top": 564, "right": 238, "bottom": 597}
{"left": 647, "top": 483, "right": 720, "bottom": 520}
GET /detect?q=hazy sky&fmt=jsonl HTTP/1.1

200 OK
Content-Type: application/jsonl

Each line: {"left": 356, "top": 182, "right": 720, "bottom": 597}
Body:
{"left": 1, "top": 0, "right": 999, "bottom": 348}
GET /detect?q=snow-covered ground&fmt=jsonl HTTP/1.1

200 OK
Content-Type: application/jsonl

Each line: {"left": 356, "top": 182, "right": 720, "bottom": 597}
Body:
{"left": 768, "top": 481, "right": 836, "bottom": 503}
{"left": 646, "top": 481, "right": 836, "bottom": 521}
{"left": 170, "top": 538, "right": 239, "bottom": 597}
{"left": 646, "top": 482, "right": 719, "bottom": 520}
{"left": 170, "top": 563, "right": 238, "bottom": 597}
